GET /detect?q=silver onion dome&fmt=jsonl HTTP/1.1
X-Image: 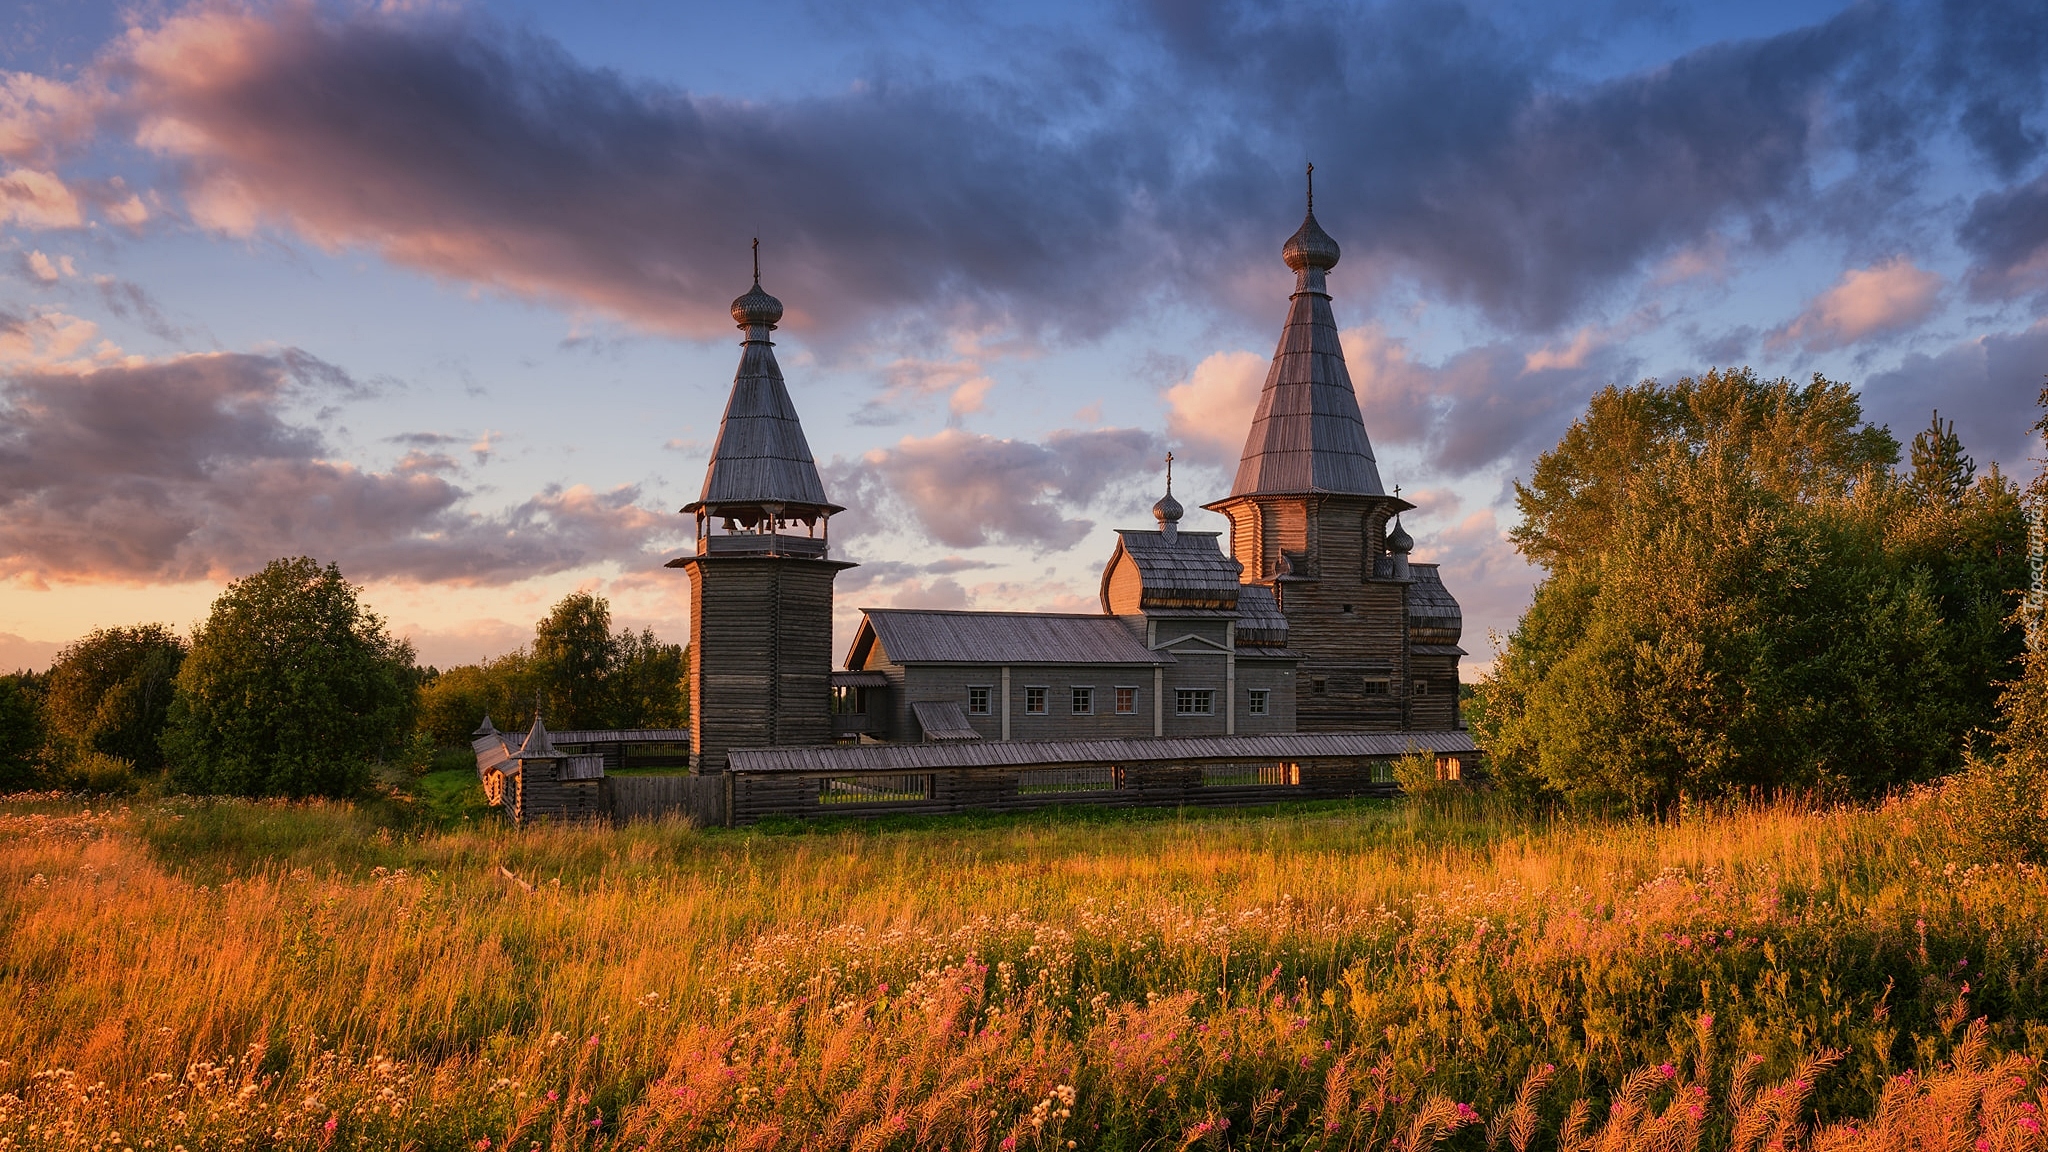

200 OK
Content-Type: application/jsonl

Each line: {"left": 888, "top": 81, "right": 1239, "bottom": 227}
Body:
{"left": 1283, "top": 163, "right": 1342, "bottom": 273}
{"left": 731, "top": 281, "right": 783, "bottom": 330}
{"left": 1385, "top": 516, "right": 1414, "bottom": 553}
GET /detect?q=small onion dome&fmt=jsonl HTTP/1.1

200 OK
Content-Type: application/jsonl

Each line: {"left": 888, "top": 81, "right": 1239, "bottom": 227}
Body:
{"left": 1152, "top": 490, "right": 1183, "bottom": 528}
{"left": 1385, "top": 516, "right": 1413, "bottom": 553}
{"left": 731, "top": 281, "right": 784, "bottom": 329}
{"left": 1283, "top": 208, "right": 1341, "bottom": 273}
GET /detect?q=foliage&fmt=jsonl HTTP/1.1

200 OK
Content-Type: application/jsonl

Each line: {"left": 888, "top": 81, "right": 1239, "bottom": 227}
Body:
{"left": 41, "top": 623, "right": 186, "bottom": 771}
{"left": 0, "top": 673, "right": 44, "bottom": 791}
{"left": 161, "top": 557, "right": 417, "bottom": 798}
{"left": 4, "top": 793, "right": 2047, "bottom": 1149}
{"left": 416, "top": 592, "right": 685, "bottom": 746}
{"left": 55, "top": 751, "right": 147, "bottom": 795}
{"left": 1391, "top": 745, "right": 1456, "bottom": 800}
{"left": 1480, "top": 369, "right": 2025, "bottom": 811}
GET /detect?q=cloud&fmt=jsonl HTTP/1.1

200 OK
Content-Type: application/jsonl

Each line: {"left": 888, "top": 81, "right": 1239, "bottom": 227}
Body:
{"left": 21, "top": 249, "right": 75, "bottom": 282}
{"left": 2, "top": 0, "right": 2033, "bottom": 341}
{"left": 1860, "top": 320, "right": 2048, "bottom": 472}
{"left": 0, "top": 309, "right": 111, "bottom": 371}
{"left": 1767, "top": 258, "right": 1944, "bottom": 353}
{"left": 1163, "top": 349, "right": 1264, "bottom": 466}
{"left": 0, "top": 167, "right": 83, "bottom": 228}
{"left": 1959, "top": 172, "right": 2048, "bottom": 300}
{"left": 826, "top": 426, "right": 1161, "bottom": 551}
{"left": 0, "top": 631, "right": 64, "bottom": 673}
{"left": 0, "top": 351, "right": 685, "bottom": 584}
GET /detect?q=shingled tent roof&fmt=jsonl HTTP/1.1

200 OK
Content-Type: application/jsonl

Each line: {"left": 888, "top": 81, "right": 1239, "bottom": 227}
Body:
{"left": 1227, "top": 185, "right": 1385, "bottom": 499}
{"left": 685, "top": 264, "right": 840, "bottom": 516}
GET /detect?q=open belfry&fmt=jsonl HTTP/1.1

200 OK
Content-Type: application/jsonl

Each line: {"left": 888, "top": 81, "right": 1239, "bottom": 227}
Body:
{"left": 668, "top": 179, "right": 1467, "bottom": 796}
{"left": 667, "top": 244, "right": 854, "bottom": 772}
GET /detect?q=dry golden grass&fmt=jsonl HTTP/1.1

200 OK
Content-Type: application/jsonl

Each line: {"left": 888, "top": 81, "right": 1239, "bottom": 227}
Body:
{"left": 1, "top": 790, "right": 2044, "bottom": 1149}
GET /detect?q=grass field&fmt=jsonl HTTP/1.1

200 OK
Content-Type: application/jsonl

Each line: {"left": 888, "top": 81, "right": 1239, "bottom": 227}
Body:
{"left": 2, "top": 778, "right": 2045, "bottom": 1150}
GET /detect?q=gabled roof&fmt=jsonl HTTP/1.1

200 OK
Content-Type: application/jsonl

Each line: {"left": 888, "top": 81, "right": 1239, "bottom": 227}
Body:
{"left": 851, "top": 609, "right": 1172, "bottom": 667}
{"left": 686, "top": 274, "right": 839, "bottom": 516}
{"left": 1224, "top": 205, "right": 1385, "bottom": 500}
{"left": 1100, "top": 530, "right": 1242, "bottom": 615}
{"left": 911, "top": 701, "right": 983, "bottom": 741}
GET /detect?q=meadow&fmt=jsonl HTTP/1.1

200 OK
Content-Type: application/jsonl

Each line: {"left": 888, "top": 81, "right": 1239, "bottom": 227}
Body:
{"left": 2, "top": 779, "right": 2045, "bottom": 1151}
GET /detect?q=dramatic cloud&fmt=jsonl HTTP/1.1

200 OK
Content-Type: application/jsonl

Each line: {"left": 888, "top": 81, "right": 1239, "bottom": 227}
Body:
{"left": 1959, "top": 173, "right": 2048, "bottom": 300}
{"left": 0, "top": 351, "right": 684, "bottom": 583}
{"left": 1163, "top": 349, "right": 1263, "bottom": 466}
{"left": 0, "top": 168, "right": 83, "bottom": 228}
{"left": 3, "top": 0, "right": 2035, "bottom": 339}
{"left": 1860, "top": 321, "right": 2048, "bottom": 472}
{"left": 826, "top": 426, "right": 1162, "bottom": 551}
{"left": 1768, "top": 258, "right": 1944, "bottom": 352}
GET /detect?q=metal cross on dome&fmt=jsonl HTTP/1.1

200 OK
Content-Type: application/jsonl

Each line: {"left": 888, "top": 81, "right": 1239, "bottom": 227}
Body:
{"left": 1164, "top": 451, "right": 1174, "bottom": 494}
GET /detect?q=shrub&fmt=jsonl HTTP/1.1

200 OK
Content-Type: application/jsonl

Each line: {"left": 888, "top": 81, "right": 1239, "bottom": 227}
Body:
{"left": 60, "top": 751, "right": 146, "bottom": 795}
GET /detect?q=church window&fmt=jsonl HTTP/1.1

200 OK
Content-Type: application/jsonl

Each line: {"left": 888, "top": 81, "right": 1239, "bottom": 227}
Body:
{"left": 1248, "top": 689, "right": 1269, "bottom": 715}
{"left": 1115, "top": 686, "right": 1137, "bottom": 714}
{"left": 1413, "top": 679, "right": 1429, "bottom": 696}
{"left": 1025, "top": 686, "right": 1048, "bottom": 715}
{"left": 1362, "top": 677, "right": 1391, "bottom": 695}
{"left": 967, "top": 686, "right": 992, "bottom": 715}
{"left": 1071, "top": 686, "right": 1094, "bottom": 715}
{"left": 1312, "top": 677, "right": 1328, "bottom": 695}
{"left": 1175, "top": 689, "right": 1215, "bottom": 715}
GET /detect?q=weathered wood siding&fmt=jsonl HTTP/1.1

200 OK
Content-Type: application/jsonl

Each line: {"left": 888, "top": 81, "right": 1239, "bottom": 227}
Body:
{"left": 686, "top": 555, "right": 846, "bottom": 771}
{"left": 605, "top": 774, "right": 724, "bottom": 826}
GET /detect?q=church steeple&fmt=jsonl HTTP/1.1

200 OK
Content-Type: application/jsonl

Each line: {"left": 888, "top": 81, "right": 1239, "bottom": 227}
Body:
{"left": 685, "top": 240, "right": 842, "bottom": 545}
{"left": 1226, "top": 165, "right": 1384, "bottom": 499}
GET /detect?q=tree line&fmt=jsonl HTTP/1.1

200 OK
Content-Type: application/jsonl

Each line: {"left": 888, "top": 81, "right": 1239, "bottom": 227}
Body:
{"left": 1473, "top": 368, "right": 2041, "bottom": 832}
{"left": 0, "top": 559, "right": 685, "bottom": 797}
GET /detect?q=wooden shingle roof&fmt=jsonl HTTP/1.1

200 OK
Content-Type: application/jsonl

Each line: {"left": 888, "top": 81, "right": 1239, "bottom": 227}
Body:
{"left": 853, "top": 609, "right": 1172, "bottom": 666}
{"left": 1227, "top": 205, "right": 1385, "bottom": 499}
{"left": 1101, "top": 529, "right": 1243, "bottom": 614}
{"left": 686, "top": 273, "right": 840, "bottom": 517}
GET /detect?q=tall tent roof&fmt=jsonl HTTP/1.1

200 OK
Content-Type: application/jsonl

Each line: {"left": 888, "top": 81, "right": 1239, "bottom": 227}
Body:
{"left": 1227, "top": 175, "right": 1385, "bottom": 499}
{"left": 685, "top": 254, "right": 840, "bottom": 516}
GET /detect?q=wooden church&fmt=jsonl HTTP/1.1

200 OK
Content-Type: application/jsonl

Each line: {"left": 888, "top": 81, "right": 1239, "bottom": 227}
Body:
{"left": 656, "top": 184, "right": 1478, "bottom": 819}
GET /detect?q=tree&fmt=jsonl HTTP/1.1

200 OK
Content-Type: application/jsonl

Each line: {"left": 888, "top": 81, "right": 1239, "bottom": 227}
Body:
{"left": 1478, "top": 369, "right": 2025, "bottom": 811}
{"left": 0, "top": 673, "right": 44, "bottom": 791}
{"left": 534, "top": 592, "right": 616, "bottom": 728}
{"left": 162, "top": 557, "right": 416, "bottom": 797}
{"left": 1909, "top": 410, "right": 1975, "bottom": 507}
{"left": 414, "top": 594, "right": 686, "bottom": 748}
{"left": 42, "top": 624, "right": 186, "bottom": 771}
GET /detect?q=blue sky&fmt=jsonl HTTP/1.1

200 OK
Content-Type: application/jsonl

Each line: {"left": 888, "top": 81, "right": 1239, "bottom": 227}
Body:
{"left": 1, "top": 0, "right": 2042, "bottom": 673}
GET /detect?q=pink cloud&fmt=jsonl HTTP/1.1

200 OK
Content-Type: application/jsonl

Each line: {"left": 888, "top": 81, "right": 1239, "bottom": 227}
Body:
{"left": 1768, "top": 258, "right": 1943, "bottom": 353}
{"left": 1163, "top": 349, "right": 1264, "bottom": 466}
{"left": 0, "top": 168, "right": 84, "bottom": 229}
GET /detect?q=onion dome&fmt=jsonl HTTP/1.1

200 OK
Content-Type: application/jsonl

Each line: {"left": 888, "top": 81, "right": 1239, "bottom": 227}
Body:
{"left": 731, "top": 281, "right": 783, "bottom": 330}
{"left": 1282, "top": 163, "right": 1341, "bottom": 273}
{"left": 1152, "top": 490, "right": 1183, "bottom": 530}
{"left": 1385, "top": 516, "right": 1414, "bottom": 554}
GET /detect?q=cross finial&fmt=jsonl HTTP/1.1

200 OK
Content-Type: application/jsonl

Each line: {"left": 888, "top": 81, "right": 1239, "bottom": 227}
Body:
{"left": 751, "top": 237, "right": 760, "bottom": 286}
{"left": 1164, "top": 450, "right": 1174, "bottom": 495}
{"left": 1393, "top": 483, "right": 1401, "bottom": 498}
{"left": 1306, "top": 162, "right": 1314, "bottom": 212}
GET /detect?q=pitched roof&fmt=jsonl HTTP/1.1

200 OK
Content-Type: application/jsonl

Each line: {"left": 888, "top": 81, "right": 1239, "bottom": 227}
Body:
{"left": 854, "top": 609, "right": 1172, "bottom": 666}
{"left": 1233, "top": 582, "right": 1290, "bottom": 646}
{"left": 1227, "top": 207, "right": 1385, "bottom": 499}
{"left": 686, "top": 276, "right": 839, "bottom": 516}
{"left": 911, "top": 701, "right": 984, "bottom": 741}
{"left": 1408, "top": 563, "right": 1463, "bottom": 627}
{"left": 728, "top": 729, "right": 1479, "bottom": 773}
{"left": 1101, "top": 530, "right": 1242, "bottom": 614}
{"left": 516, "top": 714, "right": 563, "bottom": 759}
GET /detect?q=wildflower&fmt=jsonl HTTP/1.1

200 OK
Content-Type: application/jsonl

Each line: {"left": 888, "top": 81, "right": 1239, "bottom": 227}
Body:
{"left": 1455, "top": 1103, "right": 1478, "bottom": 1121}
{"left": 477, "top": 1141, "right": 492, "bottom": 1151}
{"left": 1659, "top": 1063, "right": 1676, "bottom": 1079}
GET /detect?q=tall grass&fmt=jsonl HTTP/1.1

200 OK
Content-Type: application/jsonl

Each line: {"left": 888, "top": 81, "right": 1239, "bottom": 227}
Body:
{"left": 1, "top": 790, "right": 2043, "bottom": 1149}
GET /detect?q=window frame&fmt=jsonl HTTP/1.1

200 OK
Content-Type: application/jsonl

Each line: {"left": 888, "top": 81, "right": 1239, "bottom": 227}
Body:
{"left": 1362, "top": 677, "right": 1391, "bottom": 696}
{"left": 1114, "top": 686, "right": 1138, "bottom": 715}
{"left": 1174, "top": 688, "right": 1215, "bottom": 716}
{"left": 1070, "top": 685, "right": 1094, "bottom": 715}
{"left": 966, "top": 685, "right": 993, "bottom": 716}
{"left": 1024, "top": 685, "right": 1048, "bottom": 715}
{"left": 1247, "top": 688, "right": 1269, "bottom": 716}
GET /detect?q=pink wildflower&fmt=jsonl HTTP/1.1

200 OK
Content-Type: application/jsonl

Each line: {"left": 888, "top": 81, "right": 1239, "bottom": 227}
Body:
{"left": 547, "top": 1090, "right": 559, "bottom": 1102}
{"left": 1659, "top": 1063, "right": 1676, "bottom": 1079}
{"left": 1455, "top": 1103, "right": 1478, "bottom": 1121}
{"left": 1001, "top": 1138, "right": 1018, "bottom": 1151}
{"left": 323, "top": 1118, "right": 338, "bottom": 1134}
{"left": 477, "top": 1140, "right": 492, "bottom": 1151}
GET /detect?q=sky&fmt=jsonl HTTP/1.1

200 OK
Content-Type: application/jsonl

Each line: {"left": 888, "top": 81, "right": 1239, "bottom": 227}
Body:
{"left": 1, "top": 0, "right": 2044, "bottom": 676}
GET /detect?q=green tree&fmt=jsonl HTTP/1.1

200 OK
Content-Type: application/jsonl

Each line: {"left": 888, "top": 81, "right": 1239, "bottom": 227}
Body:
{"left": 534, "top": 592, "right": 616, "bottom": 728}
{"left": 1908, "top": 410, "right": 1974, "bottom": 506}
{"left": 1479, "top": 369, "right": 2024, "bottom": 811}
{"left": 42, "top": 624, "right": 186, "bottom": 771}
{"left": 0, "top": 672, "right": 45, "bottom": 791}
{"left": 162, "top": 557, "right": 416, "bottom": 797}
{"left": 415, "top": 649, "right": 539, "bottom": 747}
